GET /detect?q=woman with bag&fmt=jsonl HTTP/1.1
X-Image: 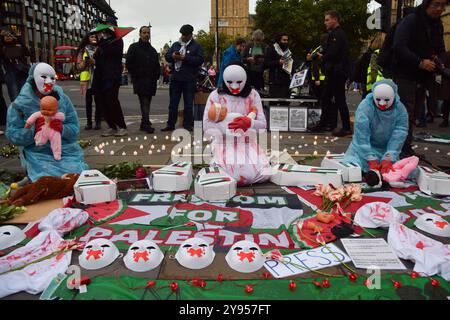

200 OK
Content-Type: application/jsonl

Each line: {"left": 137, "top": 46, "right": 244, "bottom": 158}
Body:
{"left": 76, "top": 33, "right": 101, "bottom": 130}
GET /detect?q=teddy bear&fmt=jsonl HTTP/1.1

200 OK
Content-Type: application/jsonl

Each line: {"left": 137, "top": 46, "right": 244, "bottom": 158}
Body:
{"left": 8, "top": 173, "right": 79, "bottom": 207}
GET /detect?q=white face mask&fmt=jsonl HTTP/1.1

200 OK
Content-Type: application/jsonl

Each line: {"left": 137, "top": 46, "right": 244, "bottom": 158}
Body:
{"left": 0, "top": 225, "right": 26, "bottom": 250}
{"left": 33, "top": 63, "right": 56, "bottom": 95}
{"left": 373, "top": 83, "right": 395, "bottom": 111}
{"left": 225, "top": 240, "right": 265, "bottom": 273}
{"left": 414, "top": 213, "right": 450, "bottom": 238}
{"left": 79, "top": 238, "right": 120, "bottom": 270}
{"left": 124, "top": 240, "right": 164, "bottom": 272}
{"left": 223, "top": 65, "right": 247, "bottom": 95}
{"left": 175, "top": 237, "right": 215, "bottom": 270}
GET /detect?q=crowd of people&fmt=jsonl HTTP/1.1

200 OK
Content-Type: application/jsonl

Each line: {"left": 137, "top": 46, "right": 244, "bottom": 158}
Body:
{"left": 0, "top": 0, "right": 449, "bottom": 184}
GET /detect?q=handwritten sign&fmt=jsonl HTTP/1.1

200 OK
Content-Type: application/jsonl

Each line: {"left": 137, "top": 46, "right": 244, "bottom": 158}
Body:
{"left": 264, "top": 243, "right": 351, "bottom": 278}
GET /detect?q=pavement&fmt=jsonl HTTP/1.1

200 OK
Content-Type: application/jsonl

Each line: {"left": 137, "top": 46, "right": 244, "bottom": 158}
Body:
{"left": 1, "top": 81, "right": 449, "bottom": 174}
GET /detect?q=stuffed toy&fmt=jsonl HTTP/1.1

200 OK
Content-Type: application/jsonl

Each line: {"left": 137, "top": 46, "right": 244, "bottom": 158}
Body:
{"left": 24, "top": 96, "right": 65, "bottom": 160}
{"left": 8, "top": 173, "right": 79, "bottom": 207}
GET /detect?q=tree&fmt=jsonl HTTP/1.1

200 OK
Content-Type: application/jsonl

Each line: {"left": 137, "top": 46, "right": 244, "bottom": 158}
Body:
{"left": 254, "top": 0, "right": 374, "bottom": 61}
{"left": 195, "top": 30, "right": 234, "bottom": 65}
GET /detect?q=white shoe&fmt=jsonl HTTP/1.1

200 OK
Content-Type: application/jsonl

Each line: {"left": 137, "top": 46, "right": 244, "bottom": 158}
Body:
{"left": 115, "top": 128, "right": 128, "bottom": 137}
{"left": 101, "top": 128, "right": 117, "bottom": 137}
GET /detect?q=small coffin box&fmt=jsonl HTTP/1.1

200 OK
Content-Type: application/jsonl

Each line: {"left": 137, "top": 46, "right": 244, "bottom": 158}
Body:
{"left": 270, "top": 164, "right": 343, "bottom": 187}
{"left": 152, "top": 161, "right": 193, "bottom": 192}
{"left": 321, "top": 154, "right": 362, "bottom": 182}
{"left": 194, "top": 166, "right": 237, "bottom": 201}
{"left": 74, "top": 170, "right": 117, "bottom": 204}
{"left": 417, "top": 166, "right": 450, "bottom": 196}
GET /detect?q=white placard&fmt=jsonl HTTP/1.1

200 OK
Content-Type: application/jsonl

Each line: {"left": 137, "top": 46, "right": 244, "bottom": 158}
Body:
{"left": 289, "top": 107, "right": 307, "bottom": 132}
{"left": 341, "top": 238, "right": 406, "bottom": 270}
{"left": 289, "top": 69, "right": 308, "bottom": 89}
{"left": 269, "top": 107, "right": 289, "bottom": 131}
{"left": 264, "top": 243, "right": 351, "bottom": 279}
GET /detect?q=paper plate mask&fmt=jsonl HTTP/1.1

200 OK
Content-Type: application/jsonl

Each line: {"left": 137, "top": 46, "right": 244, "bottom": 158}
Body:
{"left": 175, "top": 237, "right": 215, "bottom": 270}
{"left": 223, "top": 64, "right": 247, "bottom": 95}
{"left": 0, "top": 225, "right": 26, "bottom": 250}
{"left": 414, "top": 213, "right": 450, "bottom": 238}
{"left": 354, "top": 202, "right": 409, "bottom": 229}
{"left": 79, "top": 238, "right": 120, "bottom": 270}
{"left": 225, "top": 240, "right": 265, "bottom": 273}
{"left": 124, "top": 240, "right": 164, "bottom": 272}
{"left": 373, "top": 83, "right": 395, "bottom": 111}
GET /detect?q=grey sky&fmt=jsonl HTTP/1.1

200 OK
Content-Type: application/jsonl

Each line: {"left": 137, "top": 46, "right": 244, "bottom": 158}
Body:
{"left": 110, "top": 0, "right": 257, "bottom": 52}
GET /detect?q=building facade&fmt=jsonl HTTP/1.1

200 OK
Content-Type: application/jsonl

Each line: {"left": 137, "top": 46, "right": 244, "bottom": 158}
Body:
{"left": 1, "top": 0, "right": 115, "bottom": 64}
{"left": 210, "top": 0, "right": 254, "bottom": 38}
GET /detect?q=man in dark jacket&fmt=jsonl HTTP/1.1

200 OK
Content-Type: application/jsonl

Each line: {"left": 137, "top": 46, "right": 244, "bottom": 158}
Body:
{"left": 162, "top": 24, "right": 204, "bottom": 132}
{"left": 264, "top": 32, "right": 293, "bottom": 102}
{"left": 126, "top": 26, "right": 160, "bottom": 134}
{"left": 313, "top": 10, "right": 352, "bottom": 137}
{"left": 393, "top": 0, "right": 448, "bottom": 157}
{"left": 93, "top": 21, "right": 128, "bottom": 137}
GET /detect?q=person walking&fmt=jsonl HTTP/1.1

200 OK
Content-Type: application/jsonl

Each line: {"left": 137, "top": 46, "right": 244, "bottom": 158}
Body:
{"left": 393, "top": 0, "right": 448, "bottom": 157}
{"left": 264, "top": 32, "right": 293, "bottom": 101}
{"left": 126, "top": 26, "right": 160, "bottom": 134}
{"left": 162, "top": 24, "right": 204, "bottom": 132}
{"left": 0, "top": 29, "right": 30, "bottom": 102}
{"left": 243, "top": 29, "right": 268, "bottom": 91}
{"left": 77, "top": 32, "right": 101, "bottom": 130}
{"left": 315, "top": 10, "right": 352, "bottom": 137}
{"left": 217, "top": 37, "right": 246, "bottom": 88}
{"left": 92, "top": 17, "right": 128, "bottom": 137}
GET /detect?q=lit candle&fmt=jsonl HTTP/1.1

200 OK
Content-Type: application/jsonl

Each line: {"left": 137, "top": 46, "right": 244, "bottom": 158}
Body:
{"left": 165, "top": 135, "right": 169, "bottom": 140}
{"left": 100, "top": 150, "right": 104, "bottom": 154}
{"left": 105, "top": 142, "right": 109, "bottom": 146}
{"left": 140, "top": 145, "right": 144, "bottom": 149}
{"left": 162, "top": 145, "right": 166, "bottom": 151}
{"left": 151, "top": 145, "right": 155, "bottom": 149}
{"left": 112, "top": 140, "right": 116, "bottom": 144}
{"left": 304, "top": 144, "right": 308, "bottom": 147}
{"left": 301, "top": 136, "right": 304, "bottom": 139}
{"left": 133, "top": 151, "right": 138, "bottom": 156}
{"left": 154, "top": 135, "right": 157, "bottom": 140}
{"left": 424, "top": 147, "right": 428, "bottom": 151}
{"left": 280, "top": 135, "right": 283, "bottom": 140}
{"left": 436, "top": 149, "right": 440, "bottom": 153}
{"left": 295, "top": 151, "right": 299, "bottom": 155}
{"left": 326, "top": 150, "right": 331, "bottom": 155}
{"left": 120, "top": 138, "right": 124, "bottom": 143}
{"left": 135, "top": 137, "right": 139, "bottom": 141}
{"left": 110, "top": 151, "right": 114, "bottom": 155}
{"left": 313, "top": 141, "right": 317, "bottom": 146}
{"left": 122, "top": 152, "right": 126, "bottom": 156}
{"left": 144, "top": 136, "right": 147, "bottom": 140}
{"left": 288, "top": 136, "right": 291, "bottom": 139}
{"left": 128, "top": 137, "right": 131, "bottom": 142}
{"left": 313, "top": 150, "right": 318, "bottom": 156}
{"left": 157, "top": 149, "right": 161, "bottom": 153}
{"left": 314, "top": 136, "right": 317, "bottom": 140}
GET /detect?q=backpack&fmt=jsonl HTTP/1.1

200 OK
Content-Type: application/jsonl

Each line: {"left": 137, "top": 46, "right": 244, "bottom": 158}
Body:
{"left": 351, "top": 49, "right": 372, "bottom": 83}
{"left": 376, "top": 23, "right": 399, "bottom": 78}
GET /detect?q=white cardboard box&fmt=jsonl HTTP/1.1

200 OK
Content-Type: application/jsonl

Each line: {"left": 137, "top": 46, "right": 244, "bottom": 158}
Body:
{"left": 152, "top": 161, "right": 193, "bottom": 192}
{"left": 270, "top": 164, "right": 343, "bottom": 187}
{"left": 74, "top": 170, "right": 117, "bottom": 204}
{"left": 417, "top": 166, "right": 450, "bottom": 196}
{"left": 194, "top": 167, "right": 237, "bottom": 201}
{"left": 321, "top": 154, "right": 362, "bottom": 182}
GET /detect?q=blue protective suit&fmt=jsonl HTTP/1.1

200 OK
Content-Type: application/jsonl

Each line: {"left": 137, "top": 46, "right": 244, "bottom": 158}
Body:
{"left": 343, "top": 79, "right": 408, "bottom": 173}
{"left": 5, "top": 64, "right": 88, "bottom": 181}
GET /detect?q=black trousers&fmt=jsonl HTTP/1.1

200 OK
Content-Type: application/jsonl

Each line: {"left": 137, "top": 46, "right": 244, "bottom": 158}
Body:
{"left": 395, "top": 78, "right": 426, "bottom": 150}
{"left": 94, "top": 85, "right": 126, "bottom": 130}
{"left": 167, "top": 80, "right": 195, "bottom": 129}
{"left": 320, "top": 74, "right": 351, "bottom": 130}
{"left": 138, "top": 95, "right": 153, "bottom": 127}
{"left": 0, "top": 84, "right": 6, "bottom": 126}
{"left": 85, "top": 88, "right": 102, "bottom": 125}
{"left": 249, "top": 70, "right": 265, "bottom": 90}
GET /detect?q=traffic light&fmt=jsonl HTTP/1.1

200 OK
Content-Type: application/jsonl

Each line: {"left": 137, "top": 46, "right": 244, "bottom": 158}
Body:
{"left": 375, "top": 0, "right": 392, "bottom": 32}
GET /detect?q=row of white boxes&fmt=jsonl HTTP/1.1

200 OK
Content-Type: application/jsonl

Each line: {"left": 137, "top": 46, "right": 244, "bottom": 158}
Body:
{"left": 73, "top": 157, "right": 450, "bottom": 204}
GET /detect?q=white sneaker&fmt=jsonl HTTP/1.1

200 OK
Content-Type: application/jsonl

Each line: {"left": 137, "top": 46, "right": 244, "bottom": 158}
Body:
{"left": 101, "top": 128, "right": 117, "bottom": 137}
{"left": 115, "top": 128, "right": 128, "bottom": 137}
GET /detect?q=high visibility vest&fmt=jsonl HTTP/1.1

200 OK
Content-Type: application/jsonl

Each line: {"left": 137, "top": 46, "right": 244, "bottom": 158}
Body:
{"left": 366, "top": 49, "right": 384, "bottom": 92}
{"left": 310, "top": 46, "right": 326, "bottom": 81}
{"left": 80, "top": 51, "right": 91, "bottom": 82}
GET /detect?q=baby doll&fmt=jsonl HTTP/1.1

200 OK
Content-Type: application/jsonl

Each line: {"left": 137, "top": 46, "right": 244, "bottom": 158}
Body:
{"left": 24, "top": 96, "right": 65, "bottom": 160}
{"left": 207, "top": 102, "right": 257, "bottom": 135}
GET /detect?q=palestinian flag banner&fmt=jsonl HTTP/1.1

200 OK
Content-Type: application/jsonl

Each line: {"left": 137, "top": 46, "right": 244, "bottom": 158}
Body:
{"left": 66, "top": 193, "right": 306, "bottom": 252}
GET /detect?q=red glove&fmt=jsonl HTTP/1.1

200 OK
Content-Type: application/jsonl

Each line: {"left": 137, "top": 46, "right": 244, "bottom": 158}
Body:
{"left": 380, "top": 159, "right": 394, "bottom": 174}
{"left": 228, "top": 116, "right": 252, "bottom": 132}
{"left": 34, "top": 117, "right": 45, "bottom": 135}
{"left": 49, "top": 119, "right": 63, "bottom": 133}
{"left": 367, "top": 160, "right": 380, "bottom": 171}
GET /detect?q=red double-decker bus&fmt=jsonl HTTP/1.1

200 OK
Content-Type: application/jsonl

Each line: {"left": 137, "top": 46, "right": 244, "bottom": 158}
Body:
{"left": 54, "top": 46, "right": 78, "bottom": 80}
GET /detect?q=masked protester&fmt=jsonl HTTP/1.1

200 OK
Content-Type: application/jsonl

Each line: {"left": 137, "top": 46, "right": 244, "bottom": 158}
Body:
{"left": 5, "top": 63, "right": 88, "bottom": 181}
{"left": 203, "top": 63, "right": 271, "bottom": 186}
{"left": 343, "top": 79, "right": 408, "bottom": 174}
